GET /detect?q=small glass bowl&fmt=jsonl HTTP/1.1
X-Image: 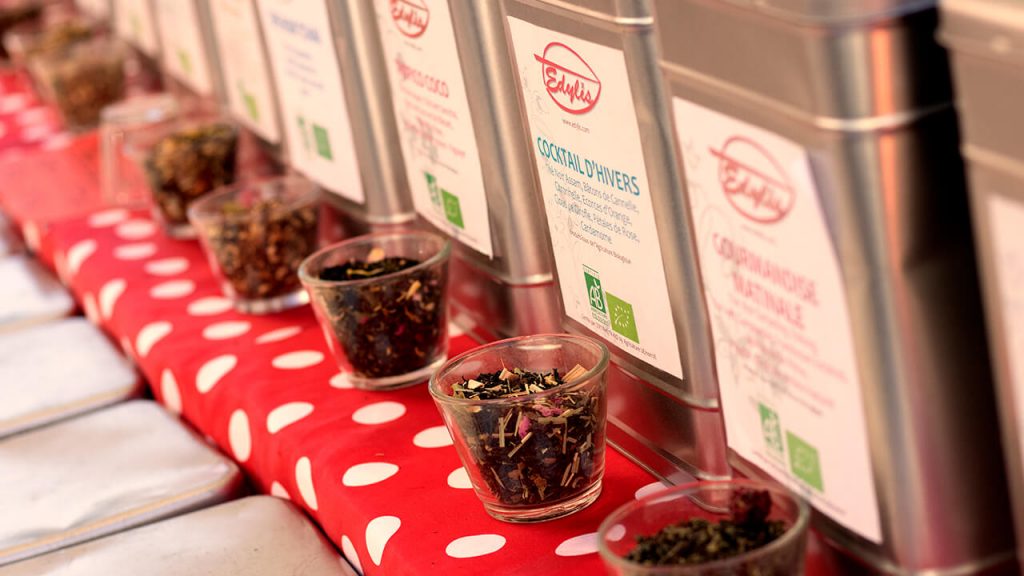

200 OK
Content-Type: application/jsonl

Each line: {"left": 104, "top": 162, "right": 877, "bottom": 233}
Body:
{"left": 189, "top": 175, "right": 321, "bottom": 315}
{"left": 31, "top": 36, "right": 126, "bottom": 132}
{"left": 134, "top": 117, "right": 239, "bottom": 238}
{"left": 299, "top": 231, "right": 451, "bottom": 390}
{"left": 429, "top": 334, "right": 610, "bottom": 523}
{"left": 597, "top": 480, "right": 810, "bottom": 575}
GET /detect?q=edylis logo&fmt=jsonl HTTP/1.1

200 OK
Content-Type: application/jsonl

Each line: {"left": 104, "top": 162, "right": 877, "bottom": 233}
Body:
{"left": 710, "top": 136, "right": 795, "bottom": 223}
{"left": 534, "top": 42, "right": 601, "bottom": 115}
{"left": 390, "top": 0, "right": 429, "bottom": 38}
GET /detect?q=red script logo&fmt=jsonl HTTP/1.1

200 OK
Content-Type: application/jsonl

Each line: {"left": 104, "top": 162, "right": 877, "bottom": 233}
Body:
{"left": 534, "top": 42, "right": 601, "bottom": 115}
{"left": 390, "top": 0, "right": 429, "bottom": 38}
{"left": 711, "top": 136, "right": 795, "bottom": 223}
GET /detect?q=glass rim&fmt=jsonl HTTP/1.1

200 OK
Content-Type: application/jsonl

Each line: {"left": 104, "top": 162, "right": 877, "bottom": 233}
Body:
{"left": 297, "top": 230, "right": 451, "bottom": 289}
{"left": 187, "top": 175, "right": 320, "bottom": 225}
{"left": 428, "top": 333, "right": 611, "bottom": 406}
{"left": 596, "top": 478, "right": 811, "bottom": 574}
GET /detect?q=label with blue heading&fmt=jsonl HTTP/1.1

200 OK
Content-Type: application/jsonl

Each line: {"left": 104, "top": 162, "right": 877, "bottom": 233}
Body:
{"left": 507, "top": 17, "right": 683, "bottom": 379}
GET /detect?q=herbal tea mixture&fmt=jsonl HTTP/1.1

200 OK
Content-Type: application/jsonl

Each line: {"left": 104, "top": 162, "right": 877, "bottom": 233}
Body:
{"left": 626, "top": 488, "right": 787, "bottom": 567}
{"left": 317, "top": 248, "right": 446, "bottom": 378}
{"left": 145, "top": 123, "right": 238, "bottom": 226}
{"left": 449, "top": 364, "right": 604, "bottom": 507}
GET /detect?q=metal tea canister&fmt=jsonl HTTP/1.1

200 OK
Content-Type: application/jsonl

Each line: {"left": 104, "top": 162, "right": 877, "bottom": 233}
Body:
{"left": 371, "top": 0, "right": 560, "bottom": 342}
{"left": 942, "top": 0, "right": 1024, "bottom": 563}
{"left": 256, "top": 0, "right": 415, "bottom": 235}
{"left": 152, "top": 0, "right": 225, "bottom": 112}
{"left": 500, "top": 0, "right": 730, "bottom": 484}
{"left": 657, "top": 0, "right": 1014, "bottom": 572}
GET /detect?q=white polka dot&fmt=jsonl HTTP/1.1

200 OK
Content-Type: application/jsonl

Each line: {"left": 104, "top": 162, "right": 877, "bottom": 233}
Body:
{"left": 342, "top": 463, "right": 399, "bottom": 487}
{"left": 353, "top": 402, "right": 406, "bottom": 425}
{"left": 445, "top": 534, "right": 506, "bottom": 559}
{"left": 196, "top": 355, "right": 237, "bottom": 393}
{"left": 606, "top": 524, "right": 627, "bottom": 542}
{"left": 295, "top": 456, "right": 318, "bottom": 511}
{"left": 202, "top": 320, "right": 251, "bottom": 340}
{"left": 267, "top": 402, "right": 314, "bottom": 434}
{"left": 329, "top": 373, "right": 354, "bottom": 389}
{"left": 42, "top": 133, "right": 73, "bottom": 150}
{"left": 88, "top": 209, "right": 130, "bottom": 228}
{"left": 21, "top": 221, "right": 40, "bottom": 251}
{"left": 145, "top": 257, "right": 189, "bottom": 276}
{"left": 99, "top": 278, "right": 127, "bottom": 319}
{"left": 270, "top": 481, "right": 290, "bottom": 500}
{"left": 115, "top": 242, "right": 157, "bottom": 260}
{"left": 135, "top": 321, "right": 173, "bottom": 357}
{"left": 273, "top": 350, "right": 324, "bottom": 370}
{"left": 448, "top": 322, "right": 465, "bottom": 338}
{"left": 115, "top": 219, "right": 157, "bottom": 240}
{"left": 341, "top": 535, "right": 363, "bottom": 574}
{"left": 150, "top": 279, "right": 195, "bottom": 299}
{"left": 21, "top": 123, "right": 54, "bottom": 142}
{"left": 365, "top": 516, "right": 400, "bottom": 566}
{"left": 0, "top": 93, "right": 30, "bottom": 114}
{"left": 16, "top": 106, "right": 49, "bottom": 126}
{"left": 161, "top": 369, "right": 182, "bottom": 414}
{"left": 255, "top": 325, "right": 302, "bottom": 344}
{"left": 447, "top": 467, "right": 472, "bottom": 489}
{"left": 228, "top": 409, "right": 251, "bottom": 462}
{"left": 555, "top": 532, "right": 599, "bottom": 557}
{"left": 66, "top": 239, "right": 97, "bottom": 278}
{"left": 634, "top": 481, "right": 666, "bottom": 501}
{"left": 413, "top": 425, "right": 453, "bottom": 448}
{"left": 187, "top": 296, "right": 233, "bottom": 316}
{"left": 82, "top": 292, "right": 100, "bottom": 324}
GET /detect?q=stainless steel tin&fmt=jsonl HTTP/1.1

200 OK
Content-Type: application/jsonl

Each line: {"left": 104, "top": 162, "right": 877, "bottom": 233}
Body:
{"left": 0, "top": 255, "right": 73, "bottom": 334}
{"left": 0, "top": 318, "right": 139, "bottom": 438}
{"left": 372, "top": 0, "right": 559, "bottom": 342}
{"left": 941, "top": 0, "right": 1024, "bottom": 563}
{"left": 0, "top": 400, "right": 241, "bottom": 566}
{"left": 501, "top": 0, "right": 729, "bottom": 482}
{"left": 0, "top": 497, "right": 355, "bottom": 576}
{"left": 658, "top": 0, "right": 1014, "bottom": 572}
{"left": 150, "top": 0, "right": 225, "bottom": 113}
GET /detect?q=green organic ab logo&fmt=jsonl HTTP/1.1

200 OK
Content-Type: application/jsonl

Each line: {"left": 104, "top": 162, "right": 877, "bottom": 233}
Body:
{"left": 425, "top": 172, "right": 440, "bottom": 206}
{"left": 239, "top": 82, "right": 258, "bottom": 121}
{"left": 759, "top": 403, "right": 784, "bottom": 457}
{"left": 787, "top": 432, "right": 824, "bottom": 492}
{"left": 177, "top": 50, "right": 192, "bottom": 77}
{"left": 584, "top": 268, "right": 605, "bottom": 314}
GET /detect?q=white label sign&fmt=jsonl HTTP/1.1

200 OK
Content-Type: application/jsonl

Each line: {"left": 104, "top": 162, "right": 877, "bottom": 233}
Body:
{"left": 75, "top": 0, "right": 110, "bottom": 19}
{"left": 507, "top": 18, "right": 683, "bottom": 378}
{"left": 375, "top": 0, "right": 492, "bottom": 256}
{"left": 153, "top": 0, "right": 214, "bottom": 95}
{"left": 113, "top": 0, "right": 159, "bottom": 58}
{"left": 257, "top": 0, "right": 364, "bottom": 203}
{"left": 673, "top": 98, "right": 881, "bottom": 542}
{"left": 209, "top": 0, "right": 281, "bottom": 143}
{"left": 987, "top": 195, "right": 1024, "bottom": 470}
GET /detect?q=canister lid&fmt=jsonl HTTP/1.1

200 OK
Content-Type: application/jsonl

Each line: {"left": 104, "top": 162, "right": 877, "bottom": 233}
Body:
{"left": 719, "top": 0, "right": 936, "bottom": 25}
{"left": 940, "top": 0, "right": 1024, "bottom": 65}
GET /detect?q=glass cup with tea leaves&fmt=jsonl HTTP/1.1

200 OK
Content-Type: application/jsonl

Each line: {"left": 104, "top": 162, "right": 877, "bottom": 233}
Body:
{"left": 299, "top": 231, "right": 451, "bottom": 390}
{"left": 598, "top": 480, "right": 810, "bottom": 575}
{"left": 429, "top": 334, "right": 610, "bottom": 522}
{"left": 189, "top": 175, "right": 320, "bottom": 315}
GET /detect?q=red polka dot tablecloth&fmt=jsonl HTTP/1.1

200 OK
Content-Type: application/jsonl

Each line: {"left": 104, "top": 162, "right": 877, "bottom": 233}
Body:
{"left": 0, "top": 77, "right": 844, "bottom": 574}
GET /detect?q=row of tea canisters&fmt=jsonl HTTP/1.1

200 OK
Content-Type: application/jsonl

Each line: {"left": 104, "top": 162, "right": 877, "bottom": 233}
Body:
{"left": 941, "top": 0, "right": 1024, "bottom": 566}
{"left": 656, "top": 0, "right": 1013, "bottom": 573}
{"left": 500, "top": 0, "right": 729, "bottom": 487}
{"left": 371, "top": 0, "right": 561, "bottom": 342}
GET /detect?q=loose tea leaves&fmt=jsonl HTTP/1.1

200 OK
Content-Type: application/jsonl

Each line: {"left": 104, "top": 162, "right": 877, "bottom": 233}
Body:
{"left": 27, "top": 21, "right": 93, "bottom": 58}
{"left": 48, "top": 51, "right": 124, "bottom": 130}
{"left": 450, "top": 365, "right": 603, "bottom": 507}
{"left": 145, "top": 124, "right": 239, "bottom": 226}
{"left": 625, "top": 488, "right": 787, "bottom": 568}
{"left": 204, "top": 199, "right": 318, "bottom": 301}
{"left": 316, "top": 252, "right": 447, "bottom": 378}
